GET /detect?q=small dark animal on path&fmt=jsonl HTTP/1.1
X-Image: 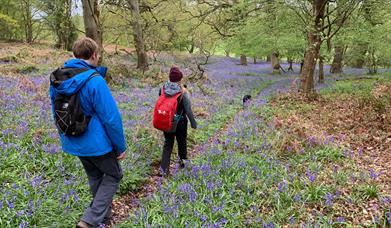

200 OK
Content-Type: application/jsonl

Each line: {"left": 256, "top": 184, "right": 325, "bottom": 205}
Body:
{"left": 243, "top": 95, "right": 252, "bottom": 107}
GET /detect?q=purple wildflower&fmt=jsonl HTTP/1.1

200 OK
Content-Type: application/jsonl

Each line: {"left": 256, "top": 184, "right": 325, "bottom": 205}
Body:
{"left": 278, "top": 181, "right": 287, "bottom": 192}
{"left": 324, "top": 192, "right": 334, "bottom": 206}
{"left": 19, "top": 221, "right": 28, "bottom": 228}
{"left": 206, "top": 181, "right": 214, "bottom": 191}
{"left": 336, "top": 217, "right": 345, "bottom": 223}
{"left": 369, "top": 169, "right": 379, "bottom": 180}
{"left": 293, "top": 194, "right": 301, "bottom": 202}
{"left": 306, "top": 169, "right": 317, "bottom": 182}
{"left": 7, "top": 200, "right": 14, "bottom": 209}
{"left": 386, "top": 212, "right": 391, "bottom": 224}
{"left": 288, "top": 216, "right": 295, "bottom": 224}
{"left": 358, "top": 147, "right": 363, "bottom": 156}
{"left": 263, "top": 222, "right": 275, "bottom": 228}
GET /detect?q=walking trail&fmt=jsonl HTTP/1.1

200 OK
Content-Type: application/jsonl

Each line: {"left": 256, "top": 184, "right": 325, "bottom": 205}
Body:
{"left": 110, "top": 57, "right": 298, "bottom": 225}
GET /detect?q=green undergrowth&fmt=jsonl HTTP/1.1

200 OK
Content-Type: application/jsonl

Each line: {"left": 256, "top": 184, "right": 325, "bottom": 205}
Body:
{"left": 321, "top": 76, "right": 391, "bottom": 114}
{"left": 120, "top": 81, "right": 390, "bottom": 227}
{"left": 189, "top": 80, "right": 275, "bottom": 145}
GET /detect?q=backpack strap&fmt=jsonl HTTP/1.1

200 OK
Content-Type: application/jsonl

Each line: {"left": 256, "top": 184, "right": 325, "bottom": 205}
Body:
{"left": 76, "top": 69, "right": 99, "bottom": 93}
{"left": 177, "top": 91, "right": 185, "bottom": 117}
{"left": 50, "top": 67, "right": 98, "bottom": 88}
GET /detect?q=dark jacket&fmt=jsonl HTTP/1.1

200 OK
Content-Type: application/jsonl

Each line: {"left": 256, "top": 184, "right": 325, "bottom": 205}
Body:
{"left": 159, "top": 81, "right": 197, "bottom": 129}
{"left": 49, "top": 59, "right": 126, "bottom": 156}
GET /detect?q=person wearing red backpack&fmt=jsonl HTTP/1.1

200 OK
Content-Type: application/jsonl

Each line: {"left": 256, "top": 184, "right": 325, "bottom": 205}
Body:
{"left": 154, "top": 66, "right": 197, "bottom": 176}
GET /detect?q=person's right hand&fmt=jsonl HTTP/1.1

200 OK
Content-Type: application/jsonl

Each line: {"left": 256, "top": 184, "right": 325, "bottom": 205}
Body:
{"left": 117, "top": 152, "right": 126, "bottom": 160}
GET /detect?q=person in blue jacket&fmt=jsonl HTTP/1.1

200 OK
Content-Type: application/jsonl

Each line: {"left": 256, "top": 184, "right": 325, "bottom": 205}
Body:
{"left": 49, "top": 37, "right": 126, "bottom": 228}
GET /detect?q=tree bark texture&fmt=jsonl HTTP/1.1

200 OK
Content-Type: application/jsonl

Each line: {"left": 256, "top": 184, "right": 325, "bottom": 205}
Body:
{"left": 22, "top": 0, "right": 33, "bottom": 43}
{"left": 240, "top": 54, "right": 247, "bottom": 65}
{"left": 288, "top": 57, "right": 294, "bottom": 72}
{"left": 319, "top": 56, "right": 324, "bottom": 83}
{"left": 271, "top": 51, "right": 280, "bottom": 74}
{"left": 128, "top": 0, "right": 149, "bottom": 70}
{"left": 330, "top": 46, "right": 344, "bottom": 74}
{"left": 82, "top": 0, "right": 103, "bottom": 55}
{"left": 300, "top": 0, "right": 325, "bottom": 93}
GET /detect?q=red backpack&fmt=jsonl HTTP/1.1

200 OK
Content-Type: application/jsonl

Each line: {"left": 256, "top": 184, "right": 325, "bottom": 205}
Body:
{"left": 153, "top": 88, "right": 182, "bottom": 132}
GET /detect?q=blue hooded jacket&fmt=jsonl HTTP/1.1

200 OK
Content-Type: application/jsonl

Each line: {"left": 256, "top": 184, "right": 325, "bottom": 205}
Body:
{"left": 49, "top": 59, "right": 126, "bottom": 157}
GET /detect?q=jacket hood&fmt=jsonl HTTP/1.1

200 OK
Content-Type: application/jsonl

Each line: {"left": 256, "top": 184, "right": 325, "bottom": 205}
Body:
{"left": 50, "top": 59, "right": 107, "bottom": 96}
{"left": 163, "top": 81, "right": 182, "bottom": 96}
{"left": 64, "top": 59, "right": 108, "bottom": 78}
{"left": 50, "top": 68, "right": 95, "bottom": 96}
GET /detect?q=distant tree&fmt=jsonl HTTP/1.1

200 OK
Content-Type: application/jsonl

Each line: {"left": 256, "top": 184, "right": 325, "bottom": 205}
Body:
{"left": 38, "top": 0, "right": 77, "bottom": 50}
{"left": 342, "top": 0, "right": 391, "bottom": 73}
{"left": 20, "top": 0, "right": 35, "bottom": 43}
{"left": 0, "top": 13, "right": 19, "bottom": 40}
{"left": 128, "top": 0, "right": 148, "bottom": 70}
{"left": 289, "top": 0, "right": 361, "bottom": 93}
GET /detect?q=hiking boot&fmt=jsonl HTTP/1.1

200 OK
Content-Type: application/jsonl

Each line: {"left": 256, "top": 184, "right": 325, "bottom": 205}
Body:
{"left": 76, "top": 221, "right": 93, "bottom": 228}
{"left": 179, "top": 159, "right": 188, "bottom": 169}
{"left": 158, "top": 167, "right": 169, "bottom": 177}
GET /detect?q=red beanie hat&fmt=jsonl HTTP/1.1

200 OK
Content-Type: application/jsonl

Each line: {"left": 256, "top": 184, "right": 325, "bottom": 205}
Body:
{"left": 169, "top": 66, "right": 183, "bottom": 82}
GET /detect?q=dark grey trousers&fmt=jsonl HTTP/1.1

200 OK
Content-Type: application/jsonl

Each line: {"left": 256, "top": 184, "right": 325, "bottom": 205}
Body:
{"left": 161, "top": 119, "right": 188, "bottom": 174}
{"left": 78, "top": 151, "right": 123, "bottom": 226}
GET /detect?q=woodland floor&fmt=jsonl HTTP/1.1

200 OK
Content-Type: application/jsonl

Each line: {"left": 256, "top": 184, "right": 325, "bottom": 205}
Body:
{"left": 0, "top": 42, "right": 390, "bottom": 227}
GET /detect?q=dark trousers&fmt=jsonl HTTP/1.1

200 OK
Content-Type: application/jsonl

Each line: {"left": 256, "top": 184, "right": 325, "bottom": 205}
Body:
{"left": 78, "top": 151, "right": 123, "bottom": 226}
{"left": 161, "top": 119, "right": 188, "bottom": 174}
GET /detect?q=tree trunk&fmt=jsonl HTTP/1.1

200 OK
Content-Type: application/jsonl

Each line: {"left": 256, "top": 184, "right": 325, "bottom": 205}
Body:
{"left": 288, "top": 57, "right": 294, "bottom": 72}
{"left": 128, "top": 0, "right": 149, "bottom": 70}
{"left": 300, "top": 0, "right": 325, "bottom": 93}
{"left": 225, "top": 50, "right": 230, "bottom": 57}
{"left": 319, "top": 56, "right": 324, "bottom": 83}
{"left": 271, "top": 51, "right": 280, "bottom": 74}
{"left": 22, "top": 0, "right": 33, "bottom": 43}
{"left": 368, "top": 47, "right": 377, "bottom": 74}
{"left": 266, "top": 55, "right": 271, "bottom": 62}
{"left": 81, "top": 0, "right": 103, "bottom": 58}
{"left": 240, "top": 54, "right": 247, "bottom": 65}
{"left": 330, "top": 46, "right": 344, "bottom": 74}
{"left": 63, "top": 0, "right": 75, "bottom": 51}
{"left": 300, "top": 60, "right": 304, "bottom": 73}
{"left": 253, "top": 57, "right": 257, "bottom": 64}
{"left": 351, "top": 43, "right": 367, "bottom": 68}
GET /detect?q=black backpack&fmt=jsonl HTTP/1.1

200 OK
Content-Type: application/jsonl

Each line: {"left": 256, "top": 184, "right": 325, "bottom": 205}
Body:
{"left": 50, "top": 68, "right": 97, "bottom": 136}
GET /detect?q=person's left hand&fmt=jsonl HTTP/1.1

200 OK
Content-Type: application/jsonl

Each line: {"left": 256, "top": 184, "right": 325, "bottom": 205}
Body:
{"left": 117, "top": 152, "right": 126, "bottom": 160}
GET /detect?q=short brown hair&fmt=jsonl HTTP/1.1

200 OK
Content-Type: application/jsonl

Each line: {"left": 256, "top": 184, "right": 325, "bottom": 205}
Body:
{"left": 72, "top": 37, "right": 99, "bottom": 60}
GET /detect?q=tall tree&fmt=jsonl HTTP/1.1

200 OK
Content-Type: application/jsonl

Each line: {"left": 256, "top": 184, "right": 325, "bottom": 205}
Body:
{"left": 290, "top": 0, "right": 360, "bottom": 93}
{"left": 39, "top": 0, "right": 77, "bottom": 50}
{"left": 21, "top": 0, "right": 34, "bottom": 43}
{"left": 330, "top": 5, "right": 345, "bottom": 74}
{"left": 82, "top": 0, "right": 103, "bottom": 53}
{"left": 0, "top": 13, "right": 19, "bottom": 40}
{"left": 299, "top": 0, "right": 325, "bottom": 93}
{"left": 127, "top": 0, "right": 148, "bottom": 70}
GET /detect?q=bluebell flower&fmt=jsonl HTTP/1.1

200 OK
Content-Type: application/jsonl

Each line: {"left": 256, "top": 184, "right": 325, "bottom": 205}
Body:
{"left": 263, "top": 222, "right": 275, "bottom": 228}
{"left": 306, "top": 169, "right": 317, "bottom": 182}
{"left": 293, "top": 194, "right": 301, "bottom": 202}
{"left": 7, "top": 200, "right": 14, "bottom": 209}
{"left": 288, "top": 216, "right": 295, "bottom": 224}
{"left": 369, "top": 169, "right": 379, "bottom": 180}
{"left": 18, "top": 221, "right": 28, "bottom": 228}
{"left": 324, "top": 192, "right": 333, "bottom": 206}
{"left": 16, "top": 210, "right": 24, "bottom": 218}
{"left": 336, "top": 217, "right": 345, "bottom": 223}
